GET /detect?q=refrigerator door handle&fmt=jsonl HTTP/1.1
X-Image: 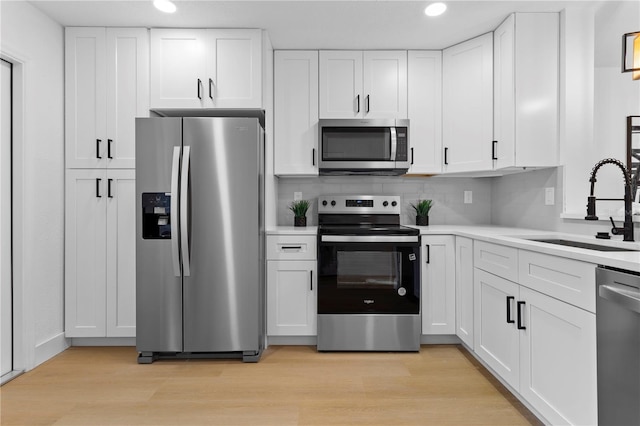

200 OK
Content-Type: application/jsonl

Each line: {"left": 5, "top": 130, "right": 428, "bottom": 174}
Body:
{"left": 180, "top": 146, "right": 191, "bottom": 277}
{"left": 171, "top": 146, "right": 181, "bottom": 277}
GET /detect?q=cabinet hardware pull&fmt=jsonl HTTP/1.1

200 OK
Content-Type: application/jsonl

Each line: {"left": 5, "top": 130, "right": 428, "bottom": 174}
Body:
{"left": 492, "top": 140, "right": 498, "bottom": 160}
{"left": 281, "top": 246, "right": 302, "bottom": 250}
{"left": 356, "top": 95, "right": 360, "bottom": 113}
{"left": 425, "top": 244, "right": 430, "bottom": 264}
{"left": 197, "top": 78, "right": 202, "bottom": 100}
{"left": 444, "top": 147, "right": 449, "bottom": 165}
{"left": 107, "top": 179, "right": 113, "bottom": 198}
{"left": 506, "top": 296, "right": 515, "bottom": 323}
{"left": 96, "top": 139, "right": 102, "bottom": 159}
{"left": 411, "top": 148, "right": 414, "bottom": 165}
{"left": 312, "top": 148, "right": 316, "bottom": 166}
{"left": 517, "top": 301, "right": 526, "bottom": 330}
{"left": 310, "top": 270, "right": 313, "bottom": 291}
{"left": 107, "top": 139, "right": 113, "bottom": 159}
{"left": 209, "top": 78, "right": 214, "bottom": 100}
{"left": 366, "top": 95, "right": 370, "bottom": 113}
{"left": 96, "top": 178, "right": 102, "bottom": 198}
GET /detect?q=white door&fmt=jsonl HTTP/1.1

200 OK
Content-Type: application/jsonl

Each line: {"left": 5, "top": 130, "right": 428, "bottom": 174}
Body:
{"left": 473, "top": 268, "right": 520, "bottom": 389}
{"left": 106, "top": 28, "right": 149, "bottom": 169}
{"left": 150, "top": 29, "right": 208, "bottom": 108}
{"left": 1, "top": 59, "right": 12, "bottom": 377}
{"left": 519, "top": 286, "right": 597, "bottom": 425}
{"left": 421, "top": 236, "right": 455, "bottom": 334}
{"left": 274, "top": 50, "right": 319, "bottom": 176}
{"left": 65, "top": 27, "right": 107, "bottom": 168}
{"left": 208, "top": 29, "right": 262, "bottom": 108}
{"left": 267, "top": 260, "right": 317, "bottom": 336}
{"left": 105, "top": 170, "right": 136, "bottom": 337}
{"left": 65, "top": 169, "right": 107, "bottom": 337}
{"left": 319, "top": 51, "right": 363, "bottom": 118}
{"left": 455, "top": 237, "right": 474, "bottom": 348}
{"left": 493, "top": 15, "right": 516, "bottom": 169}
{"left": 408, "top": 50, "right": 442, "bottom": 174}
{"left": 362, "top": 51, "right": 407, "bottom": 119}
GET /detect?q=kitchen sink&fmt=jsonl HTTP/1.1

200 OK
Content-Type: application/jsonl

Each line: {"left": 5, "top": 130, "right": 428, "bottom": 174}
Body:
{"left": 528, "top": 238, "right": 640, "bottom": 252}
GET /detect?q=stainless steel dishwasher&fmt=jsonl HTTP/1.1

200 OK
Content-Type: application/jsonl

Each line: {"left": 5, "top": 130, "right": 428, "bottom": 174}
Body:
{"left": 596, "top": 266, "right": 640, "bottom": 425}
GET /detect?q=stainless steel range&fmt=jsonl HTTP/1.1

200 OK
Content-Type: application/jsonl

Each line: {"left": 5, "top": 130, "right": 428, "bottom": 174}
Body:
{"left": 317, "top": 195, "right": 421, "bottom": 351}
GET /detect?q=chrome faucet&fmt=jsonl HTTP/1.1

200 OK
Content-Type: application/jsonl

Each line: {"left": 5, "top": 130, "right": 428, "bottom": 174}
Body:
{"left": 585, "top": 158, "right": 635, "bottom": 242}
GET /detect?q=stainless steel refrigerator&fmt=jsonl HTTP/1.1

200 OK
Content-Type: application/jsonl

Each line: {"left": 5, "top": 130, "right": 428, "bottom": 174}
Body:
{"left": 135, "top": 111, "right": 265, "bottom": 364}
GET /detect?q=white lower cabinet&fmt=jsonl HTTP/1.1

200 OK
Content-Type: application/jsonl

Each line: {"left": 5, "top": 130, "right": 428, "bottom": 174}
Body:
{"left": 455, "top": 237, "right": 474, "bottom": 348}
{"left": 65, "top": 169, "right": 136, "bottom": 338}
{"left": 266, "top": 235, "right": 317, "bottom": 336}
{"left": 421, "top": 235, "right": 455, "bottom": 334}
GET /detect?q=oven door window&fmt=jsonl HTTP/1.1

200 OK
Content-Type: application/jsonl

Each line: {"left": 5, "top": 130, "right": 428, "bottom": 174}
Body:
{"left": 318, "top": 243, "right": 420, "bottom": 314}
{"left": 321, "top": 127, "right": 391, "bottom": 161}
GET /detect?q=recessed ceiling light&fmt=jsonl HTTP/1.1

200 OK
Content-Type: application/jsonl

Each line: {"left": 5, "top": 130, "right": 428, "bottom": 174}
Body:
{"left": 154, "top": 0, "right": 176, "bottom": 14}
{"left": 424, "top": 2, "right": 447, "bottom": 17}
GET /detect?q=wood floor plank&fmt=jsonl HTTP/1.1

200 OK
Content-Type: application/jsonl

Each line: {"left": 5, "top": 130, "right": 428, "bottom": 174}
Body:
{"left": 0, "top": 345, "right": 542, "bottom": 425}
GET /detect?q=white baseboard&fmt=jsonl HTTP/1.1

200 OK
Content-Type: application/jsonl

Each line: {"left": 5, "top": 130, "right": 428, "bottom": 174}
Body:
{"left": 266, "top": 336, "right": 317, "bottom": 347}
{"left": 34, "top": 332, "right": 69, "bottom": 367}
{"left": 420, "top": 334, "right": 461, "bottom": 344}
{"left": 70, "top": 337, "right": 136, "bottom": 346}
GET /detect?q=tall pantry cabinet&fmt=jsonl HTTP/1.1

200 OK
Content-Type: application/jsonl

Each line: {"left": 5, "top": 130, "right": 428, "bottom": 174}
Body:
{"left": 65, "top": 27, "right": 148, "bottom": 338}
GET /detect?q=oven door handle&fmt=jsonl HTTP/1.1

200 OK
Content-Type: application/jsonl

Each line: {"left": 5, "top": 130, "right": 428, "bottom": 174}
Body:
{"left": 321, "top": 235, "right": 419, "bottom": 243}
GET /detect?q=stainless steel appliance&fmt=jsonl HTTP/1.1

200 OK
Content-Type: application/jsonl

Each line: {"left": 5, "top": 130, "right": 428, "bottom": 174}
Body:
{"left": 317, "top": 195, "right": 420, "bottom": 351}
{"left": 318, "top": 119, "right": 410, "bottom": 175}
{"left": 596, "top": 265, "right": 640, "bottom": 424}
{"left": 135, "top": 111, "right": 265, "bottom": 364}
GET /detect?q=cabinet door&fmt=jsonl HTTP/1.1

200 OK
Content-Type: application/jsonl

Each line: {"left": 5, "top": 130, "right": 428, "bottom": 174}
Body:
{"left": 274, "top": 51, "right": 319, "bottom": 176}
{"left": 421, "top": 236, "right": 455, "bottom": 334}
{"left": 319, "top": 51, "right": 363, "bottom": 118}
{"left": 455, "top": 237, "right": 474, "bottom": 348}
{"left": 267, "top": 260, "right": 317, "bottom": 336}
{"left": 363, "top": 51, "right": 407, "bottom": 119}
{"left": 442, "top": 33, "right": 493, "bottom": 173}
{"left": 150, "top": 29, "right": 208, "bottom": 108}
{"left": 106, "top": 28, "right": 149, "bottom": 169}
{"left": 65, "top": 169, "right": 107, "bottom": 337}
{"left": 473, "top": 268, "right": 520, "bottom": 389}
{"left": 519, "top": 287, "right": 597, "bottom": 425}
{"left": 207, "top": 29, "right": 262, "bottom": 108}
{"left": 493, "top": 15, "right": 516, "bottom": 169}
{"left": 106, "top": 170, "right": 136, "bottom": 337}
{"left": 408, "top": 51, "right": 442, "bottom": 174}
{"left": 65, "top": 28, "right": 107, "bottom": 168}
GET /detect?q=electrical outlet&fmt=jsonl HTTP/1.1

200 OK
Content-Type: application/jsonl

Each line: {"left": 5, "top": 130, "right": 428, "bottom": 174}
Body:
{"left": 464, "top": 191, "right": 473, "bottom": 204}
{"left": 545, "top": 187, "right": 555, "bottom": 205}
{"left": 294, "top": 192, "right": 302, "bottom": 201}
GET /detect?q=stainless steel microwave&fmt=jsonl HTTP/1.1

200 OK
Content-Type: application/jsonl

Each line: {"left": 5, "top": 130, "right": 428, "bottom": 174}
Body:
{"left": 318, "top": 119, "right": 410, "bottom": 175}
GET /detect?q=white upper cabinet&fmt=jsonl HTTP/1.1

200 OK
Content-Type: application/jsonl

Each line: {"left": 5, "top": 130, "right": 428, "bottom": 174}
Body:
{"left": 493, "top": 13, "right": 559, "bottom": 170}
{"left": 66, "top": 27, "right": 149, "bottom": 169}
{"left": 442, "top": 33, "right": 494, "bottom": 173}
{"left": 407, "top": 51, "right": 442, "bottom": 174}
{"left": 319, "top": 51, "right": 407, "bottom": 119}
{"left": 150, "top": 29, "right": 262, "bottom": 109}
{"left": 274, "top": 51, "right": 319, "bottom": 176}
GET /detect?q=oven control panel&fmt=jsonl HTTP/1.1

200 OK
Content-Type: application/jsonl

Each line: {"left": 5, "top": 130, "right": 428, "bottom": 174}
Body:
{"left": 318, "top": 195, "right": 401, "bottom": 215}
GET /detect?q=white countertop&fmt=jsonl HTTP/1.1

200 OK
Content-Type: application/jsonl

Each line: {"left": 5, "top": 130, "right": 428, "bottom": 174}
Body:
{"left": 266, "top": 226, "right": 318, "bottom": 235}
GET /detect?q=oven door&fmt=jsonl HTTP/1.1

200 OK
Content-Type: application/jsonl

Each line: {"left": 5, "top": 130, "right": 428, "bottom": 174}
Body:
{"left": 318, "top": 235, "right": 420, "bottom": 314}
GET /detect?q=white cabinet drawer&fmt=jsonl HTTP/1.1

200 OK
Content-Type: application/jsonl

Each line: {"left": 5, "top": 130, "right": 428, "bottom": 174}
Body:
{"left": 474, "top": 241, "right": 518, "bottom": 282}
{"left": 518, "top": 250, "right": 596, "bottom": 313}
{"left": 267, "top": 235, "right": 316, "bottom": 261}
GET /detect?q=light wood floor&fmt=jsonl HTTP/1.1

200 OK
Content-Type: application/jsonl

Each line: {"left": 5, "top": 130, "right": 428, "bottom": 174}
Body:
{"left": 1, "top": 345, "right": 542, "bottom": 425}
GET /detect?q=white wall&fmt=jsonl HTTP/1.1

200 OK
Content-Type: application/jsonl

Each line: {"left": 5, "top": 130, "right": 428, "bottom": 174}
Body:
{"left": 1, "top": 1, "right": 67, "bottom": 369}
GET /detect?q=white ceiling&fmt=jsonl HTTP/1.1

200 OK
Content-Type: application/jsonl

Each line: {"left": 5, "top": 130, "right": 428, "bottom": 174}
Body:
{"left": 27, "top": 0, "right": 604, "bottom": 50}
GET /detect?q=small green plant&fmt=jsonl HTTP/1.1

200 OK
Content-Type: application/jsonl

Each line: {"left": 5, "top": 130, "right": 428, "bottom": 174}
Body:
{"left": 289, "top": 199, "right": 310, "bottom": 218}
{"left": 410, "top": 199, "right": 433, "bottom": 217}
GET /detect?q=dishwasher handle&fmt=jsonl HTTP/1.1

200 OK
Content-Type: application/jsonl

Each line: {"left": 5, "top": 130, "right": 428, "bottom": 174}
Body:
{"left": 599, "top": 283, "right": 640, "bottom": 314}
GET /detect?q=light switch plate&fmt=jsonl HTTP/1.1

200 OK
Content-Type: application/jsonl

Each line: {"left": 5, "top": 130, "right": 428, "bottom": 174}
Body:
{"left": 294, "top": 192, "right": 302, "bottom": 201}
{"left": 545, "top": 187, "right": 555, "bottom": 205}
{"left": 464, "top": 191, "right": 472, "bottom": 204}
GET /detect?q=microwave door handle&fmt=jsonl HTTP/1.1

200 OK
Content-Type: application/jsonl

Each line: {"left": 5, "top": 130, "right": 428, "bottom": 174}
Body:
{"left": 171, "top": 147, "right": 181, "bottom": 277}
{"left": 390, "top": 127, "right": 398, "bottom": 161}
{"left": 180, "top": 146, "right": 191, "bottom": 277}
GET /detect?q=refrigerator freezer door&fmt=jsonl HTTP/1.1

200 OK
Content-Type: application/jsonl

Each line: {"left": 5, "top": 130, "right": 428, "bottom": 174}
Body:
{"left": 135, "top": 117, "right": 183, "bottom": 353}
{"left": 182, "top": 117, "right": 261, "bottom": 353}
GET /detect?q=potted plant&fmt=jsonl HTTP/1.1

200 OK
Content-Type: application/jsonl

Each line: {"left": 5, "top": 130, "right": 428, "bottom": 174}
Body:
{"left": 410, "top": 199, "right": 433, "bottom": 226}
{"left": 289, "top": 199, "right": 310, "bottom": 227}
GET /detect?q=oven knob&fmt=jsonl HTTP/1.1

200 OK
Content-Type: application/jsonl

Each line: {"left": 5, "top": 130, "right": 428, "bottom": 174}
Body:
{"left": 331, "top": 200, "right": 336, "bottom": 206}
{"left": 398, "top": 287, "right": 407, "bottom": 296}
{"left": 383, "top": 201, "right": 389, "bottom": 207}
{"left": 322, "top": 200, "right": 327, "bottom": 206}
{"left": 391, "top": 201, "right": 397, "bottom": 207}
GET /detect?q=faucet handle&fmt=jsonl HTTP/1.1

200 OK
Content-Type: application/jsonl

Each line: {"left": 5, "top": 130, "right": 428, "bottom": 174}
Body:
{"left": 610, "top": 217, "right": 622, "bottom": 235}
